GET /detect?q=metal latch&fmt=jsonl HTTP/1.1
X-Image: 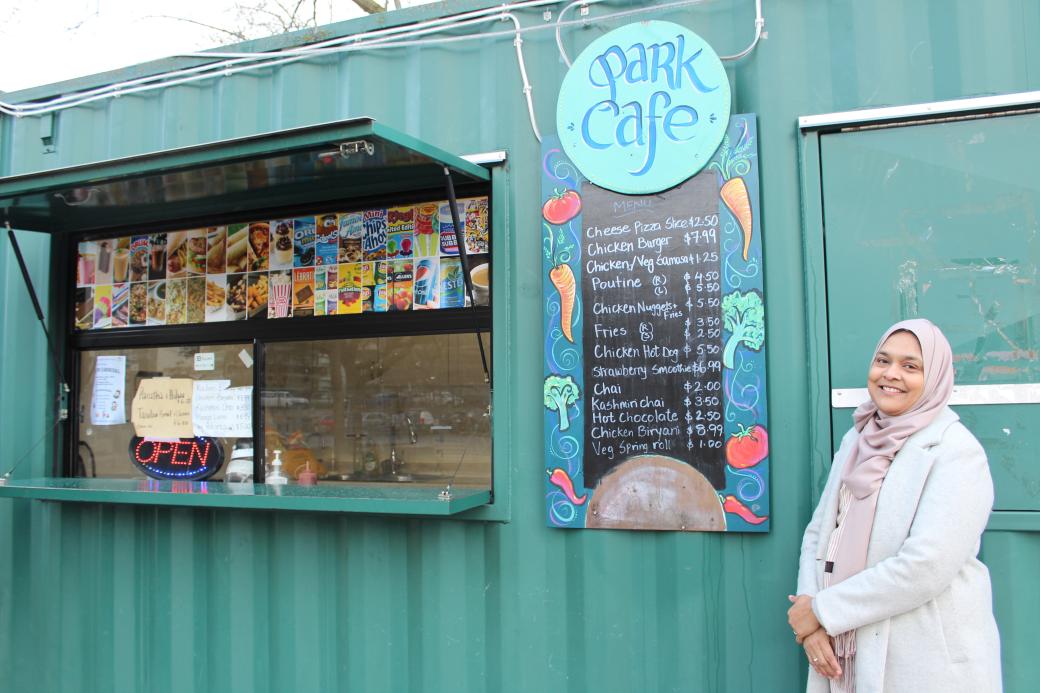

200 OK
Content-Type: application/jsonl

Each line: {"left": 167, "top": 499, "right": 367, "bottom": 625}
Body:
{"left": 340, "top": 140, "right": 374, "bottom": 157}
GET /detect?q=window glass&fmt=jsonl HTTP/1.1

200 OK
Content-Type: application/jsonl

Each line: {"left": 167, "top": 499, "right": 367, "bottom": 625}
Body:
{"left": 77, "top": 344, "right": 253, "bottom": 478}
{"left": 262, "top": 334, "right": 491, "bottom": 487}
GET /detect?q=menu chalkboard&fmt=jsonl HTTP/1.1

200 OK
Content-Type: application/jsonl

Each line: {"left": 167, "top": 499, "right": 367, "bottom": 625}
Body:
{"left": 581, "top": 175, "right": 725, "bottom": 488}
{"left": 543, "top": 114, "right": 770, "bottom": 533}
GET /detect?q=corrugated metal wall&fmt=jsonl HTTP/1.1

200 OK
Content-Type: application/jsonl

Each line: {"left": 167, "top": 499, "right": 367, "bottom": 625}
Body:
{"left": 1, "top": 1, "right": 1038, "bottom": 691}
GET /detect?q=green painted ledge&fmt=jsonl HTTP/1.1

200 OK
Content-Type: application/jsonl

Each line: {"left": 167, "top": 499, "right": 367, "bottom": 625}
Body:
{"left": 0, "top": 477, "right": 489, "bottom": 515}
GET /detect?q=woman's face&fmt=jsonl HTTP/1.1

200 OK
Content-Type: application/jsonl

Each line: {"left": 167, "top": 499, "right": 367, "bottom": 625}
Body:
{"left": 868, "top": 331, "right": 926, "bottom": 416}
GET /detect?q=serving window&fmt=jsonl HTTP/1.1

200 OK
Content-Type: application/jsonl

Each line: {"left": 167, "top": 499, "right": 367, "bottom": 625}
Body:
{"left": 0, "top": 119, "right": 501, "bottom": 515}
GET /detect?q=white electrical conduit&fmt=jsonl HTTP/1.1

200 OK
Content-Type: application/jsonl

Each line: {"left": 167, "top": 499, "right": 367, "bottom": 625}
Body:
{"left": 0, "top": 0, "right": 765, "bottom": 145}
{"left": 557, "top": 0, "right": 763, "bottom": 67}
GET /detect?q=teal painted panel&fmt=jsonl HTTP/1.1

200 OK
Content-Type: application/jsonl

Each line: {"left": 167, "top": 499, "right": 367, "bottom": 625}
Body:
{"left": 0, "top": 2, "right": 1039, "bottom": 692}
{"left": 820, "top": 116, "right": 1040, "bottom": 511}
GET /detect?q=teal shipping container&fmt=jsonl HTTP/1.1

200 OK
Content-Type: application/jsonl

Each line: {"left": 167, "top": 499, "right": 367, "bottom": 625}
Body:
{"left": 1, "top": 1, "right": 1038, "bottom": 691}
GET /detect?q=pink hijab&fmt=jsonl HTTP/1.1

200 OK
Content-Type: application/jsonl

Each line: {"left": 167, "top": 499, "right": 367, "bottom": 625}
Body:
{"left": 830, "top": 319, "right": 955, "bottom": 584}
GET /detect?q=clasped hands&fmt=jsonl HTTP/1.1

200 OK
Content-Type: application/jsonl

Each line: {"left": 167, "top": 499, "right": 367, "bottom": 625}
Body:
{"left": 788, "top": 594, "right": 842, "bottom": 680}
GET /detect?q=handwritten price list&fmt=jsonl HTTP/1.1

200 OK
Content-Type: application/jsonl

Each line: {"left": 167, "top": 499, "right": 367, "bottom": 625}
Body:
{"left": 581, "top": 174, "right": 726, "bottom": 488}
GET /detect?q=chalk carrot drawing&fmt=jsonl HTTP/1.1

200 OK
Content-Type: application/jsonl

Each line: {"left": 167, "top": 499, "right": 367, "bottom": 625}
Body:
{"left": 708, "top": 119, "right": 756, "bottom": 261}
{"left": 720, "top": 177, "right": 753, "bottom": 260}
{"left": 722, "top": 494, "right": 767, "bottom": 525}
{"left": 548, "top": 468, "right": 587, "bottom": 505}
{"left": 544, "top": 220, "right": 579, "bottom": 343}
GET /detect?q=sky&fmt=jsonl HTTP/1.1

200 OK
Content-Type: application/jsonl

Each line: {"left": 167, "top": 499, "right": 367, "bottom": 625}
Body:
{"left": 1, "top": 1, "right": 432, "bottom": 94}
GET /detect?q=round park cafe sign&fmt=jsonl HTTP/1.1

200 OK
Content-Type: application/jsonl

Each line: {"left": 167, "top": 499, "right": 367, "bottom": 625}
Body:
{"left": 557, "top": 21, "right": 731, "bottom": 195}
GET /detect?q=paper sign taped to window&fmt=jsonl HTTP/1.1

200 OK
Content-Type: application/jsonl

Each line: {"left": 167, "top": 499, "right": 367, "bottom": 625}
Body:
{"left": 131, "top": 378, "right": 194, "bottom": 438}
{"left": 91, "top": 354, "right": 126, "bottom": 425}
{"left": 192, "top": 380, "right": 253, "bottom": 437}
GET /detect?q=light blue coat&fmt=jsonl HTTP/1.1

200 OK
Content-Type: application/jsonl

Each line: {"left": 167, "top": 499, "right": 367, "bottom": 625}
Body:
{"left": 797, "top": 407, "right": 1002, "bottom": 692}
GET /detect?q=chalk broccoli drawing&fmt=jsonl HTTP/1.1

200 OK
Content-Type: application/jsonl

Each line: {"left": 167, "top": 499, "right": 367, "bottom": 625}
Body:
{"left": 722, "top": 290, "right": 765, "bottom": 369}
{"left": 544, "top": 374, "right": 580, "bottom": 431}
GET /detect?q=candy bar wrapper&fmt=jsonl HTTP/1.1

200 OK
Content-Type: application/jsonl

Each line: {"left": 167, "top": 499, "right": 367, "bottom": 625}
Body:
{"left": 315, "top": 213, "right": 339, "bottom": 266}
{"left": 362, "top": 209, "right": 387, "bottom": 261}
{"left": 390, "top": 260, "right": 414, "bottom": 312}
{"left": 339, "top": 212, "right": 364, "bottom": 262}
{"left": 464, "top": 197, "right": 489, "bottom": 254}
{"left": 438, "top": 201, "right": 464, "bottom": 256}
{"left": 414, "top": 202, "right": 440, "bottom": 257}
{"left": 75, "top": 288, "right": 94, "bottom": 330}
{"left": 129, "top": 236, "right": 149, "bottom": 282}
{"left": 93, "top": 284, "right": 113, "bottom": 328}
{"left": 413, "top": 257, "right": 439, "bottom": 310}
{"left": 268, "top": 271, "right": 292, "bottom": 319}
{"left": 294, "top": 217, "right": 316, "bottom": 268}
{"left": 111, "top": 283, "right": 129, "bottom": 327}
{"left": 293, "top": 267, "right": 315, "bottom": 317}
{"left": 439, "top": 257, "right": 465, "bottom": 308}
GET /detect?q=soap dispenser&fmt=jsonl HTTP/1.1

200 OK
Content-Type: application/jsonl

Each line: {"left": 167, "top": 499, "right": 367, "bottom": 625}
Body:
{"left": 266, "top": 449, "right": 288, "bottom": 487}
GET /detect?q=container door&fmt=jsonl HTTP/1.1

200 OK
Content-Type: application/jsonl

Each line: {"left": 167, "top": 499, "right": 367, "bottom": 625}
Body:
{"left": 819, "top": 112, "right": 1040, "bottom": 512}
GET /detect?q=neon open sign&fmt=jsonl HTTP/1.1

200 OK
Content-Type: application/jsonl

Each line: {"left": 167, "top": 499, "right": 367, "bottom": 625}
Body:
{"left": 129, "top": 437, "right": 225, "bottom": 480}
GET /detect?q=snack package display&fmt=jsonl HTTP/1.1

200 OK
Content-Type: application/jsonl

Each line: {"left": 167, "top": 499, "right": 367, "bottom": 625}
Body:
{"left": 414, "top": 257, "right": 439, "bottom": 309}
{"left": 362, "top": 209, "right": 388, "bottom": 261}
{"left": 292, "top": 267, "right": 315, "bottom": 317}
{"left": 390, "top": 260, "right": 414, "bottom": 312}
{"left": 293, "top": 217, "right": 316, "bottom": 267}
{"left": 438, "top": 201, "right": 464, "bottom": 256}
{"left": 249, "top": 222, "right": 270, "bottom": 271}
{"left": 129, "top": 236, "right": 149, "bottom": 282}
{"left": 464, "top": 197, "right": 489, "bottom": 254}
{"left": 414, "top": 202, "right": 440, "bottom": 257}
{"left": 339, "top": 212, "right": 364, "bottom": 262}
{"left": 268, "top": 271, "right": 292, "bottom": 319}
{"left": 270, "top": 220, "right": 294, "bottom": 270}
{"left": 72, "top": 196, "right": 490, "bottom": 330}
{"left": 316, "top": 214, "right": 339, "bottom": 266}
{"left": 439, "top": 257, "right": 465, "bottom": 308}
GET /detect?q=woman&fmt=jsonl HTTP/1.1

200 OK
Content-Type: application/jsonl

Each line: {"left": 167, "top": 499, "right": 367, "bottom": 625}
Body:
{"left": 788, "top": 319, "right": 1001, "bottom": 692}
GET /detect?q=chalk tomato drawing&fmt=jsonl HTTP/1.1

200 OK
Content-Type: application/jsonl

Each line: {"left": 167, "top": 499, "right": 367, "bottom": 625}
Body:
{"left": 725, "top": 423, "right": 768, "bottom": 469}
{"left": 542, "top": 189, "right": 582, "bottom": 225}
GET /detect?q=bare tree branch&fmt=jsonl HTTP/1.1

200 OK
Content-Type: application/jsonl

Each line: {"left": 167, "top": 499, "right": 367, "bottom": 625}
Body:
{"left": 150, "top": 14, "right": 250, "bottom": 42}
{"left": 352, "top": 0, "right": 387, "bottom": 14}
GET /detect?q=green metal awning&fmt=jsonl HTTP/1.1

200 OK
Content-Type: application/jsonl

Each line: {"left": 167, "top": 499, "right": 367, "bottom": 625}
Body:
{"left": 0, "top": 117, "right": 490, "bottom": 234}
{"left": 0, "top": 477, "right": 490, "bottom": 515}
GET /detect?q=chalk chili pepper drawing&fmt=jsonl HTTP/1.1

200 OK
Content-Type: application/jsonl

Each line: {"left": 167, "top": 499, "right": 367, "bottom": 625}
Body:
{"left": 708, "top": 120, "right": 756, "bottom": 261}
{"left": 723, "top": 495, "right": 768, "bottom": 525}
{"left": 547, "top": 467, "right": 587, "bottom": 505}
{"left": 544, "top": 220, "right": 578, "bottom": 343}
